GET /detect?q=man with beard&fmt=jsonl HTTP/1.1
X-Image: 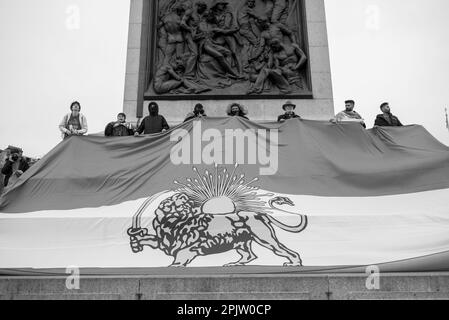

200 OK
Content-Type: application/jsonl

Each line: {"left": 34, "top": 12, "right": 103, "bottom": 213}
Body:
{"left": 135, "top": 102, "right": 170, "bottom": 135}
{"left": 332, "top": 100, "right": 366, "bottom": 128}
{"left": 375, "top": 102, "right": 404, "bottom": 127}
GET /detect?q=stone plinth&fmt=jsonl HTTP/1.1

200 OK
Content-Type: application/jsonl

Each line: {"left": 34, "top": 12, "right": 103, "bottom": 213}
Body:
{"left": 2, "top": 273, "right": 449, "bottom": 300}
{"left": 123, "top": 0, "right": 334, "bottom": 124}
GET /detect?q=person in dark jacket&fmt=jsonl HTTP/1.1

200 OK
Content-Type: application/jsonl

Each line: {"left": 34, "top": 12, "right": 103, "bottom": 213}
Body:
{"left": 375, "top": 102, "right": 403, "bottom": 127}
{"left": 1, "top": 152, "right": 29, "bottom": 187}
{"left": 278, "top": 101, "right": 301, "bottom": 123}
{"left": 135, "top": 102, "right": 170, "bottom": 135}
{"left": 105, "top": 113, "right": 135, "bottom": 137}
{"left": 184, "top": 103, "right": 207, "bottom": 122}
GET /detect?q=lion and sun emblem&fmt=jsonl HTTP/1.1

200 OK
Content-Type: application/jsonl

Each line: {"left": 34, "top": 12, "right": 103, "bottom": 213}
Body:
{"left": 127, "top": 164, "right": 308, "bottom": 267}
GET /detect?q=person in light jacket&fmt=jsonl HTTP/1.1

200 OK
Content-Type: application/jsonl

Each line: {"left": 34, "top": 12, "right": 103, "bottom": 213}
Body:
{"left": 59, "top": 101, "right": 88, "bottom": 139}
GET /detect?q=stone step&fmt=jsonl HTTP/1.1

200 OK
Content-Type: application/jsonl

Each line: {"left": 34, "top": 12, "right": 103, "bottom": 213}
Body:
{"left": 0, "top": 293, "right": 122, "bottom": 300}
{"left": 1, "top": 273, "right": 449, "bottom": 300}
{"left": 346, "top": 291, "right": 449, "bottom": 300}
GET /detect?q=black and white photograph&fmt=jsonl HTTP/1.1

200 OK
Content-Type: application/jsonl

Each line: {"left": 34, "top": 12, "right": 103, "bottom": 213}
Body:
{"left": 1, "top": 0, "right": 449, "bottom": 306}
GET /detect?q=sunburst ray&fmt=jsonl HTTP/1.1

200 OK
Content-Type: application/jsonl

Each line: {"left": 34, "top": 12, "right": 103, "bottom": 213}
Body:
{"left": 173, "top": 165, "right": 270, "bottom": 214}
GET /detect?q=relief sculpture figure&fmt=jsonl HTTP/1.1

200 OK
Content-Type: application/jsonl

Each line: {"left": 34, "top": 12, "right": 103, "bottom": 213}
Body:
{"left": 161, "top": 4, "right": 186, "bottom": 66}
{"left": 210, "top": 0, "right": 243, "bottom": 76}
{"left": 149, "top": 0, "right": 309, "bottom": 97}
{"left": 154, "top": 58, "right": 211, "bottom": 94}
{"left": 180, "top": 1, "right": 209, "bottom": 78}
{"left": 195, "top": 12, "right": 244, "bottom": 87}
{"left": 248, "top": 38, "right": 307, "bottom": 94}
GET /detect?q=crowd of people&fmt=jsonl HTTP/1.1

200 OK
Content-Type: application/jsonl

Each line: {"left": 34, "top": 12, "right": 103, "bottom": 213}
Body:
{"left": 58, "top": 100, "right": 404, "bottom": 138}
{"left": 0, "top": 100, "right": 404, "bottom": 192}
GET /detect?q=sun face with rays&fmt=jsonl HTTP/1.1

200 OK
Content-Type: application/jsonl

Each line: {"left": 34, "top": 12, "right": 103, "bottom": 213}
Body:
{"left": 173, "top": 164, "right": 273, "bottom": 215}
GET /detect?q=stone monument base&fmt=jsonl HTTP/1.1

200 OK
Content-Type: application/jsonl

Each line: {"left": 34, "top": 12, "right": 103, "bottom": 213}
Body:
{"left": 124, "top": 99, "right": 334, "bottom": 125}
{"left": 123, "top": 0, "right": 334, "bottom": 124}
{"left": 2, "top": 273, "right": 449, "bottom": 300}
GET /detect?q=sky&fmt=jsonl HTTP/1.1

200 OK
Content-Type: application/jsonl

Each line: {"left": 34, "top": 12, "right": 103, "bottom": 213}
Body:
{"left": 0, "top": 0, "right": 449, "bottom": 158}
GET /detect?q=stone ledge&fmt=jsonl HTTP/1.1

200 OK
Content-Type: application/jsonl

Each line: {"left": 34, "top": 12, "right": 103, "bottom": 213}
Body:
{"left": 0, "top": 293, "right": 122, "bottom": 300}
{"left": 345, "top": 291, "right": 449, "bottom": 300}
{"left": 2, "top": 273, "right": 449, "bottom": 300}
{"left": 153, "top": 291, "right": 311, "bottom": 300}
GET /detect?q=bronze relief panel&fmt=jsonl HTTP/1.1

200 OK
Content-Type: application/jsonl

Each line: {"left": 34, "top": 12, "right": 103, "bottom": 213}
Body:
{"left": 145, "top": 0, "right": 312, "bottom": 100}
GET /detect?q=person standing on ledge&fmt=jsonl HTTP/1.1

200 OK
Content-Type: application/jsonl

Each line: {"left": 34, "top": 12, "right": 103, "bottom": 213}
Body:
{"left": 332, "top": 100, "right": 366, "bottom": 128}
{"left": 278, "top": 101, "right": 301, "bottom": 123}
{"left": 105, "top": 113, "right": 135, "bottom": 137}
{"left": 135, "top": 102, "right": 170, "bottom": 135}
{"left": 59, "top": 101, "right": 88, "bottom": 139}
{"left": 184, "top": 103, "right": 207, "bottom": 122}
{"left": 227, "top": 103, "right": 249, "bottom": 120}
{"left": 375, "top": 102, "right": 403, "bottom": 127}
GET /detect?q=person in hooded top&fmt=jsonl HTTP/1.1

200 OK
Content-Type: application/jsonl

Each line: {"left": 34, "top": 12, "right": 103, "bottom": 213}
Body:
{"left": 184, "top": 103, "right": 207, "bottom": 122}
{"left": 135, "top": 102, "right": 170, "bottom": 135}
{"left": 227, "top": 103, "right": 249, "bottom": 120}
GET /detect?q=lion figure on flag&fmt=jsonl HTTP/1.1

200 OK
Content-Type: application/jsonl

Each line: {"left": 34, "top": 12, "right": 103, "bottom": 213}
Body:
{"left": 127, "top": 192, "right": 308, "bottom": 267}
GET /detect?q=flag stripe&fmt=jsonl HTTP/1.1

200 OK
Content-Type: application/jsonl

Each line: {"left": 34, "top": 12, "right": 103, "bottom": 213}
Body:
{"left": 1, "top": 119, "right": 449, "bottom": 213}
{"left": 1, "top": 189, "right": 449, "bottom": 269}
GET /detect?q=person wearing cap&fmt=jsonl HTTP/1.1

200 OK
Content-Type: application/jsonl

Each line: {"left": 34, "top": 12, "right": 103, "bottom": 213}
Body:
{"left": 375, "top": 102, "right": 403, "bottom": 127}
{"left": 278, "top": 101, "right": 301, "bottom": 123}
{"left": 135, "top": 102, "right": 170, "bottom": 135}
{"left": 184, "top": 103, "right": 207, "bottom": 122}
{"left": 332, "top": 100, "right": 366, "bottom": 128}
{"left": 227, "top": 103, "right": 249, "bottom": 120}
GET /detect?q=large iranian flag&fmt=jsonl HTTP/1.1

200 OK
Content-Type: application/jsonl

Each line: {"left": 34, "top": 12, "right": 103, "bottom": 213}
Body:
{"left": 1, "top": 118, "right": 449, "bottom": 274}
